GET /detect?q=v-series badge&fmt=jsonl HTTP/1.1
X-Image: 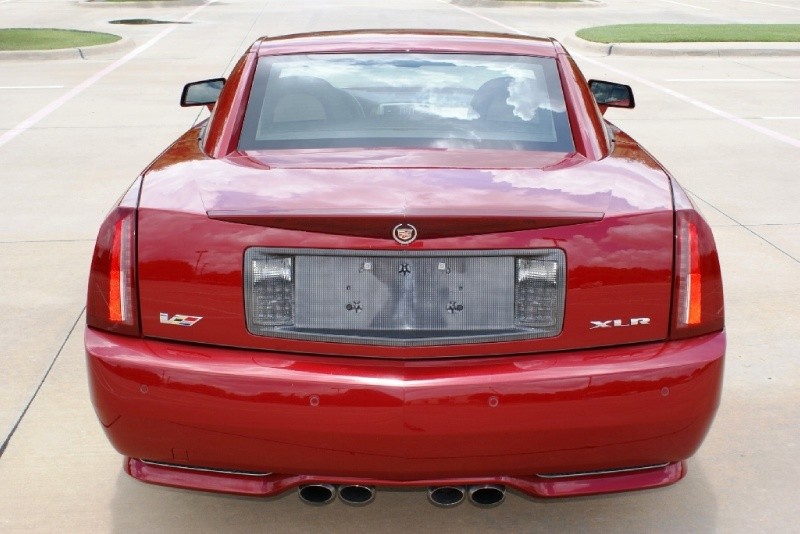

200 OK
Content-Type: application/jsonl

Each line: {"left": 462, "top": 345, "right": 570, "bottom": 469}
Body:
{"left": 590, "top": 317, "right": 650, "bottom": 329}
{"left": 160, "top": 313, "right": 203, "bottom": 327}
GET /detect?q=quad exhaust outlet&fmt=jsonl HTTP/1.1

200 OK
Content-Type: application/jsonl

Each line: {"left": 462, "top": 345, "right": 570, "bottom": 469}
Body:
{"left": 299, "top": 483, "right": 375, "bottom": 506}
{"left": 299, "top": 483, "right": 505, "bottom": 507}
{"left": 298, "top": 484, "right": 336, "bottom": 505}
{"left": 428, "top": 486, "right": 466, "bottom": 507}
{"left": 338, "top": 485, "right": 376, "bottom": 506}
{"left": 467, "top": 484, "right": 506, "bottom": 507}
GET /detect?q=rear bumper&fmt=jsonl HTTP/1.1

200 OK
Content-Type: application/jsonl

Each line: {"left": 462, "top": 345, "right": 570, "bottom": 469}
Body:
{"left": 125, "top": 458, "right": 686, "bottom": 499}
{"left": 86, "top": 328, "right": 724, "bottom": 498}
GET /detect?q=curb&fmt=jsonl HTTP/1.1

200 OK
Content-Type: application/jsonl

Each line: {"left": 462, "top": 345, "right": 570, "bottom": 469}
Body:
{"left": 451, "top": 0, "right": 602, "bottom": 7}
{"left": 564, "top": 34, "right": 800, "bottom": 57}
{"left": 0, "top": 35, "right": 135, "bottom": 61}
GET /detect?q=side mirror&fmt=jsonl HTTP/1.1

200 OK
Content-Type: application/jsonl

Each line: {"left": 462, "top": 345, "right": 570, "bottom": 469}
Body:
{"left": 588, "top": 80, "right": 635, "bottom": 113}
{"left": 180, "top": 78, "right": 226, "bottom": 109}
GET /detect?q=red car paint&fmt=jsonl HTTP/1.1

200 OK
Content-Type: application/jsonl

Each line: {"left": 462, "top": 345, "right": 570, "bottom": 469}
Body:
{"left": 86, "top": 30, "right": 724, "bottom": 502}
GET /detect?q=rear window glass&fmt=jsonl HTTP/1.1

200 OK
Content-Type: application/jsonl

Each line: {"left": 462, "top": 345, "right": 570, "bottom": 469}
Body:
{"left": 239, "top": 53, "right": 574, "bottom": 152}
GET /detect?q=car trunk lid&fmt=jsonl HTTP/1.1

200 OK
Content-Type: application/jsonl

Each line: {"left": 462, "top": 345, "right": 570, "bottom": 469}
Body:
{"left": 135, "top": 132, "right": 675, "bottom": 358}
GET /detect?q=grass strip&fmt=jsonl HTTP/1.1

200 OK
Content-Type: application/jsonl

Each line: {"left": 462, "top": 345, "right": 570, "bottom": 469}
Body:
{"left": 0, "top": 28, "right": 121, "bottom": 51}
{"left": 576, "top": 24, "right": 800, "bottom": 43}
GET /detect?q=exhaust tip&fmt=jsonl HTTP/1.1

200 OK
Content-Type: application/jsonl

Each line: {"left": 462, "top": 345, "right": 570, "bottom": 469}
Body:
{"left": 338, "top": 485, "right": 375, "bottom": 506}
{"left": 428, "top": 486, "right": 466, "bottom": 507}
{"left": 298, "top": 484, "right": 336, "bottom": 505}
{"left": 468, "top": 485, "right": 506, "bottom": 507}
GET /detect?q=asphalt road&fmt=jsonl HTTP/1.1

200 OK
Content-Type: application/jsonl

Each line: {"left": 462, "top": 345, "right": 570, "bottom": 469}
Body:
{"left": 1, "top": 0, "right": 798, "bottom": 532}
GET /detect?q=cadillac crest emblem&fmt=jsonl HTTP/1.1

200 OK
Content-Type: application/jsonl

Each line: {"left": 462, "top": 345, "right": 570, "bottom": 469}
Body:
{"left": 392, "top": 223, "right": 417, "bottom": 245}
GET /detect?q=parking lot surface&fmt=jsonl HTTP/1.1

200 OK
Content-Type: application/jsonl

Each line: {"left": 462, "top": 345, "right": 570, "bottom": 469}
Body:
{"left": 1, "top": 0, "right": 798, "bottom": 532}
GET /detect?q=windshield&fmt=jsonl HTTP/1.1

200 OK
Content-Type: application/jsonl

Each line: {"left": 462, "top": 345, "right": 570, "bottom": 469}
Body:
{"left": 239, "top": 53, "right": 574, "bottom": 152}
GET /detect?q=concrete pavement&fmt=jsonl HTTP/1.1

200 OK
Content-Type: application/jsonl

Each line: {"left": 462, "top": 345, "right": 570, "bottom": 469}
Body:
{"left": 1, "top": 0, "right": 798, "bottom": 532}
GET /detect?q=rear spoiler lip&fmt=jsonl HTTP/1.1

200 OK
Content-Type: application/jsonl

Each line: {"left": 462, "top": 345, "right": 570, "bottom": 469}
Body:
{"left": 206, "top": 210, "right": 605, "bottom": 239}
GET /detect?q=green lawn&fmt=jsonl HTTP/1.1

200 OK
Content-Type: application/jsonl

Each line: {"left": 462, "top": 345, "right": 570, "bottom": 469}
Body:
{"left": 576, "top": 24, "right": 800, "bottom": 43}
{"left": 0, "top": 28, "right": 121, "bottom": 51}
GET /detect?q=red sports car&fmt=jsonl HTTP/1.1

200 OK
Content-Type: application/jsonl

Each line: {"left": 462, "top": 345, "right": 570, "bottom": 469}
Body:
{"left": 86, "top": 30, "right": 724, "bottom": 507}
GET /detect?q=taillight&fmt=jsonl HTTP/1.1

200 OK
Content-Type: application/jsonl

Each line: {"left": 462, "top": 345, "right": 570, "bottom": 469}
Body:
{"left": 670, "top": 189, "right": 724, "bottom": 339}
{"left": 514, "top": 257, "right": 562, "bottom": 328}
{"left": 86, "top": 178, "right": 141, "bottom": 336}
{"left": 248, "top": 254, "right": 295, "bottom": 327}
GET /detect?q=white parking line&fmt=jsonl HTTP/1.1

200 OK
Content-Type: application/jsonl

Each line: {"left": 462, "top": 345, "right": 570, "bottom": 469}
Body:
{"left": 439, "top": 0, "right": 800, "bottom": 151}
{"left": 0, "top": 1, "right": 216, "bottom": 150}
{"left": 656, "top": 0, "right": 711, "bottom": 11}
{"left": 575, "top": 59, "right": 800, "bottom": 150}
{"left": 666, "top": 79, "right": 800, "bottom": 82}
{"left": 739, "top": 0, "right": 800, "bottom": 11}
{"left": 0, "top": 85, "right": 64, "bottom": 90}
{"left": 442, "top": 0, "right": 526, "bottom": 35}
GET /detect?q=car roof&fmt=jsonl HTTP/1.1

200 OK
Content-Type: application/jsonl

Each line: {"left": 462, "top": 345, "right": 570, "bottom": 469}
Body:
{"left": 253, "top": 29, "right": 559, "bottom": 58}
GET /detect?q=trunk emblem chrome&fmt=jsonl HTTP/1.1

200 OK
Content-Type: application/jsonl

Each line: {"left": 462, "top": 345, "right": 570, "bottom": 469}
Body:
{"left": 590, "top": 318, "right": 650, "bottom": 329}
{"left": 393, "top": 224, "right": 417, "bottom": 245}
{"left": 160, "top": 313, "right": 203, "bottom": 326}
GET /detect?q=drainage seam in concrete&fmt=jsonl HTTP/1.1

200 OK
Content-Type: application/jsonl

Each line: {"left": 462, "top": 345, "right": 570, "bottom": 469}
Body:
{"left": 0, "top": 309, "right": 85, "bottom": 458}
{"left": 685, "top": 188, "right": 800, "bottom": 265}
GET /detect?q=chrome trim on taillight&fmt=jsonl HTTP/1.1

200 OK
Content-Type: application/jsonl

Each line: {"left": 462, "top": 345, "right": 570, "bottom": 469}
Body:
{"left": 111, "top": 215, "right": 134, "bottom": 324}
{"left": 676, "top": 217, "right": 701, "bottom": 327}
